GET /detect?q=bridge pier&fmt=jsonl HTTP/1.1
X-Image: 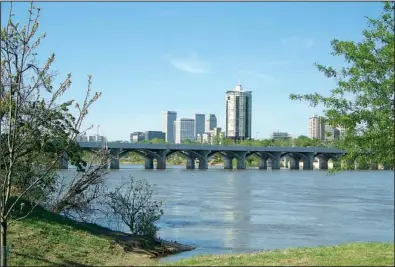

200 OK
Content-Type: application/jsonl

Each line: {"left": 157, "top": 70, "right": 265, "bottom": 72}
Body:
{"left": 235, "top": 152, "right": 247, "bottom": 169}
{"left": 186, "top": 157, "right": 195, "bottom": 169}
{"left": 156, "top": 150, "right": 167, "bottom": 169}
{"left": 303, "top": 153, "right": 314, "bottom": 170}
{"left": 319, "top": 157, "right": 328, "bottom": 170}
{"left": 144, "top": 158, "right": 154, "bottom": 169}
{"left": 59, "top": 153, "right": 68, "bottom": 169}
{"left": 255, "top": 153, "right": 268, "bottom": 169}
{"left": 270, "top": 153, "right": 281, "bottom": 169}
{"left": 110, "top": 148, "right": 120, "bottom": 169}
{"left": 289, "top": 154, "right": 299, "bottom": 170}
{"left": 224, "top": 156, "right": 233, "bottom": 169}
{"left": 197, "top": 151, "right": 209, "bottom": 170}
{"left": 285, "top": 158, "right": 289, "bottom": 168}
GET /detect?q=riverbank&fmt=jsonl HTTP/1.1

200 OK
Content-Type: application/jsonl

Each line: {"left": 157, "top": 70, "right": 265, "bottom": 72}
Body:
{"left": 166, "top": 242, "right": 394, "bottom": 266}
{"left": 8, "top": 205, "right": 194, "bottom": 266}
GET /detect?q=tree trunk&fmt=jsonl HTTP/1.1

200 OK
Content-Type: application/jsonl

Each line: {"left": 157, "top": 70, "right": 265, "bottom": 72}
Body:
{"left": 1, "top": 221, "right": 7, "bottom": 267}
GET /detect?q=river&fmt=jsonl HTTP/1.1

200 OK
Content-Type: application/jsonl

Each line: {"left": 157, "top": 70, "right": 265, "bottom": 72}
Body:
{"left": 59, "top": 165, "right": 394, "bottom": 262}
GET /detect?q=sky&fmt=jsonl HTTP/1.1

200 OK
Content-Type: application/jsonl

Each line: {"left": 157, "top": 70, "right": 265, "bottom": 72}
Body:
{"left": 1, "top": 1, "right": 385, "bottom": 141}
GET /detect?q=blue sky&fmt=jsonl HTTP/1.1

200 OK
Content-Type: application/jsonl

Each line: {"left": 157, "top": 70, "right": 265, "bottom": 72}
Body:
{"left": 1, "top": 2, "right": 384, "bottom": 140}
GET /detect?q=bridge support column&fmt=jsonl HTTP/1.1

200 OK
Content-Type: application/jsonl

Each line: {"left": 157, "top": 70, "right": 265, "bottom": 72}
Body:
{"left": 290, "top": 155, "right": 299, "bottom": 170}
{"left": 156, "top": 150, "right": 167, "bottom": 170}
{"left": 186, "top": 157, "right": 195, "bottom": 169}
{"left": 110, "top": 148, "right": 120, "bottom": 169}
{"left": 144, "top": 158, "right": 154, "bottom": 169}
{"left": 59, "top": 153, "right": 68, "bottom": 169}
{"left": 269, "top": 153, "right": 281, "bottom": 170}
{"left": 235, "top": 152, "right": 247, "bottom": 169}
{"left": 255, "top": 153, "right": 268, "bottom": 169}
{"left": 224, "top": 156, "right": 233, "bottom": 169}
{"left": 197, "top": 151, "right": 209, "bottom": 170}
{"left": 303, "top": 153, "right": 314, "bottom": 170}
{"left": 319, "top": 157, "right": 328, "bottom": 170}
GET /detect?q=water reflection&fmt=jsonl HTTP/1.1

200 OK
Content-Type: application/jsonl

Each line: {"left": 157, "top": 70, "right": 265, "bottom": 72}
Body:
{"left": 58, "top": 167, "right": 394, "bottom": 262}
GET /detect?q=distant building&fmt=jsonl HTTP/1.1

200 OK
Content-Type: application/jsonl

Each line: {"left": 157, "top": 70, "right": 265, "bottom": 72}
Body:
{"left": 308, "top": 115, "right": 325, "bottom": 140}
{"left": 76, "top": 133, "right": 88, "bottom": 142}
{"left": 271, "top": 131, "right": 290, "bottom": 140}
{"left": 225, "top": 83, "right": 252, "bottom": 140}
{"left": 162, "top": 111, "right": 177, "bottom": 143}
{"left": 194, "top": 114, "right": 205, "bottom": 139}
{"left": 130, "top": 132, "right": 145, "bottom": 143}
{"left": 324, "top": 125, "right": 340, "bottom": 140}
{"left": 144, "top": 131, "right": 166, "bottom": 141}
{"left": 174, "top": 118, "right": 195, "bottom": 144}
{"left": 197, "top": 127, "right": 224, "bottom": 144}
{"left": 338, "top": 127, "right": 346, "bottom": 138}
{"left": 205, "top": 114, "right": 217, "bottom": 132}
{"left": 88, "top": 134, "right": 107, "bottom": 143}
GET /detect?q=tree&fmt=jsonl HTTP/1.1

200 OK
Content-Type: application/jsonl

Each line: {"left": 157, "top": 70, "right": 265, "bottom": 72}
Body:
{"left": 290, "top": 2, "right": 394, "bottom": 167}
{"left": 0, "top": 3, "right": 101, "bottom": 266}
{"left": 105, "top": 177, "right": 163, "bottom": 238}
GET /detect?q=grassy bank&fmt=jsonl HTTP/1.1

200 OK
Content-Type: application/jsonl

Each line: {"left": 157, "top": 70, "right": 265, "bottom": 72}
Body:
{"left": 7, "top": 207, "right": 394, "bottom": 266}
{"left": 8, "top": 206, "right": 194, "bottom": 266}
{"left": 168, "top": 243, "right": 394, "bottom": 266}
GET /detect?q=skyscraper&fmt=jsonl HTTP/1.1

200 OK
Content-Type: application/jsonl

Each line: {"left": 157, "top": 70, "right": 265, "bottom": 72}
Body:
{"left": 308, "top": 115, "right": 325, "bottom": 140}
{"left": 205, "top": 114, "right": 217, "bottom": 132}
{"left": 225, "top": 83, "right": 252, "bottom": 140}
{"left": 194, "top": 114, "right": 205, "bottom": 138}
{"left": 162, "top": 111, "right": 177, "bottom": 143}
{"left": 173, "top": 118, "right": 195, "bottom": 144}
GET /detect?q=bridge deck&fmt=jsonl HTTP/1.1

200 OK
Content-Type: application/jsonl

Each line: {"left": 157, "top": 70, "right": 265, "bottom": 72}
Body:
{"left": 77, "top": 142, "right": 345, "bottom": 154}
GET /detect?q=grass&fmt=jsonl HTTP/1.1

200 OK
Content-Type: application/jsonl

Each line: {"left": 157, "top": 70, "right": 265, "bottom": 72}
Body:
{"left": 167, "top": 243, "right": 394, "bottom": 266}
{"left": 8, "top": 205, "right": 193, "bottom": 266}
{"left": 6, "top": 205, "right": 394, "bottom": 266}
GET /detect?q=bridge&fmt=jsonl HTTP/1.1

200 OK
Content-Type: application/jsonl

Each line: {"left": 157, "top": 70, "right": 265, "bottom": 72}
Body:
{"left": 58, "top": 142, "right": 346, "bottom": 170}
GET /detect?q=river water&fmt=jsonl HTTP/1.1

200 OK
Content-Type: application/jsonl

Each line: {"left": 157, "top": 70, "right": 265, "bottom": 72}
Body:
{"left": 59, "top": 165, "right": 394, "bottom": 262}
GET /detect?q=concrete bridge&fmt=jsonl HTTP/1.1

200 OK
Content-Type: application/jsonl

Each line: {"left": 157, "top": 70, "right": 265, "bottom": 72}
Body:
{"left": 58, "top": 142, "right": 346, "bottom": 170}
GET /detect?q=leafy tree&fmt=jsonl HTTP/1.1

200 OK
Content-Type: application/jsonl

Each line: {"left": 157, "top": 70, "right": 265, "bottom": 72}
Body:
{"left": 0, "top": 3, "right": 101, "bottom": 266}
{"left": 290, "top": 2, "right": 394, "bottom": 167}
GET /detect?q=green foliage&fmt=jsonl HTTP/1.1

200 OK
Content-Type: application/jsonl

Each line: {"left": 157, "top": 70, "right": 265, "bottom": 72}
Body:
{"left": 290, "top": 2, "right": 394, "bottom": 166}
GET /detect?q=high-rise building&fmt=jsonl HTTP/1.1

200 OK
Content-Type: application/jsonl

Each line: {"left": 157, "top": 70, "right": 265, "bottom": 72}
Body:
{"left": 162, "top": 111, "right": 177, "bottom": 143}
{"left": 324, "top": 125, "right": 340, "bottom": 140}
{"left": 174, "top": 118, "right": 195, "bottom": 144}
{"left": 225, "top": 83, "right": 252, "bottom": 140}
{"left": 144, "top": 131, "right": 166, "bottom": 141}
{"left": 194, "top": 114, "right": 205, "bottom": 138}
{"left": 205, "top": 114, "right": 217, "bottom": 132}
{"left": 308, "top": 115, "right": 325, "bottom": 140}
{"left": 76, "top": 133, "right": 88, "bottom": 142}
{"left": 130, "top": 132, "right": 145, "bottom": 143}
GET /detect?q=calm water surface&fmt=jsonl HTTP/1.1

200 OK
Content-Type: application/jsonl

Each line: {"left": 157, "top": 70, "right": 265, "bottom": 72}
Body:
{"left": 60, "top": 165, "right": 394, "bottom": 262}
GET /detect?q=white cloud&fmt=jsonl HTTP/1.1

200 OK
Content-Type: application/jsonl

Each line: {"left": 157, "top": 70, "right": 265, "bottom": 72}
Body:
{"left": 281, "top": 36, "right": 315, "bottom": 49}
{"left": 168, "top": 53, "right": 209, "bottom": 74}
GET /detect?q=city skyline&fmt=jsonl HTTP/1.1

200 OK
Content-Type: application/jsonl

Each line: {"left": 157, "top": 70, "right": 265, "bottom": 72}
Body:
{"left": 0, "top": 2, "right": 384, "bottom": 141}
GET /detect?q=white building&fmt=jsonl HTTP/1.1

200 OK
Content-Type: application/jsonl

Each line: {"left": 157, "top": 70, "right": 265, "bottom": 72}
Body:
{"left": 308, "top": 115, "right": 325, "bottom": 140}
{"left": 162, "top": 111, "right": 177, "bottom": 143}
{"left": 197, "top": 127, "right": 224, "bottom": 144}
{"left": 225, "top": 83, "right": 252, "bottom": 140}
{"left": 174, "top": 118, "right": 195, "bottom": 144}
{"left": 324, "top": 125, "right": 340, "bottom": 140}
{"left": 76, "top": 133, "right": 88, "bottom": 142}
{"left": 271, "top": 131, "right": 290, "bottom": 140}
{"left": 88, "top": 134, "right": 107, "bottom": 143}
{"left": 205, "top": 114, "right": 217, "bottom": 132}
{"left": 194, "top": 114, "right": 205, "bottom": 139}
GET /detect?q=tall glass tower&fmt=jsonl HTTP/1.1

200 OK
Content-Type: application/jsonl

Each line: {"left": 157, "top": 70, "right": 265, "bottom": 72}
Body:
{"left": 225, "top": 84, "right": 252, "bottom": 140}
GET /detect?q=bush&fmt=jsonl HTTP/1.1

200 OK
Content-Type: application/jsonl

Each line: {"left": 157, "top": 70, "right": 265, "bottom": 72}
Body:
{"left": 105, "top": 177, "right": 163, "bottom": 238}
